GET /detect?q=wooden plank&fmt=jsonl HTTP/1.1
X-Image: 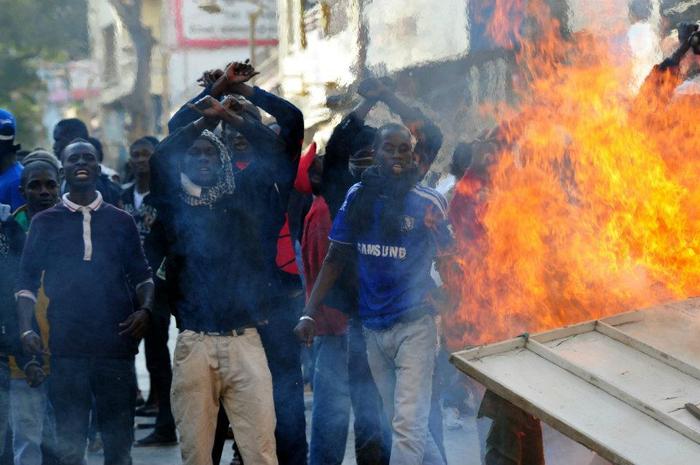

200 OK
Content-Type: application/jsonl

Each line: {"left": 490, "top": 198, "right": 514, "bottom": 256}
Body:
{"left": 542, "top": 329, "right": 700, "bottom": 428}
{"left": 599, "top": 310, "right": 645, "bottom": 327}
{"left": 452, "top": 348, "right": 700, "bottom": 464}
{"left": 595, "top": 320, "right": 700, "bottom": 382}
{"left": 530, "top": 320, "right": 596, "bottom": 344}
{"left": 602, "top": 302, "right": 700, "bottom": 368}
{"left": 451, "top": 337, "right": 525, "bottom": 361}
{"left": 450, "top": 354, "right": 634, "bottom": 465}
{"left": 527, "top": 338, "right": 700, "bottom": 444}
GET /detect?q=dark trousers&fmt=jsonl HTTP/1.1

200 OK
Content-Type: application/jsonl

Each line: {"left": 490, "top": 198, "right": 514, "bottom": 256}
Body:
{"left": 50, "top": 357, "right": 136, "bottom": 465}
{"left": 212, "top": 293, "right": 309, "bottom": 465}
{"left": 347, "top": 319, "right": 391, "bottom": 465}
{"left": 144, "top": 293, "right": 175, "bottom": 436}
{"left": 258, "top": 294, "right": 308, "bottom": 465}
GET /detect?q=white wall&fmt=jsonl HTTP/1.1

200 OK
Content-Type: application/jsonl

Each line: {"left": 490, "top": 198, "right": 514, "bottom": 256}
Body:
{"left": 364, "top": 0, "right": 470, "bottom": 73}
{"left": 88, "top": 0, "right": 137, "bottom": 104}
{"left": 167, "top": 48, "right": 250, "bottom": 112}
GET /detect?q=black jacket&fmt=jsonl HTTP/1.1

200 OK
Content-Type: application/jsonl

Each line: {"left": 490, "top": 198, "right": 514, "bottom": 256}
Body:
{"left": 168, "top": 86, "right": 305, "bottom": 297}
{"left": 150, "top": 122, "right": 281, "bottom": 331}
{"left": 0, "top": 217, "right": 31, "bottom": 363}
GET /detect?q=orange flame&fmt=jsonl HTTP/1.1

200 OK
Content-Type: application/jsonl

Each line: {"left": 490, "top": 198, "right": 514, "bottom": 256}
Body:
{"left": 445, "top": 0, "right": 700, "bottom": 349}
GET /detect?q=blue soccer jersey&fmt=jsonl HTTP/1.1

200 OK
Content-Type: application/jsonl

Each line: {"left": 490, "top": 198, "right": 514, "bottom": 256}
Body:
{"left": 329, "top": 183, "right": 454, "bottom": 330}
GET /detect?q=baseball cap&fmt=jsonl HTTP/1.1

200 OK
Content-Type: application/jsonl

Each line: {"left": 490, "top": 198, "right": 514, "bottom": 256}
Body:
{"left": 0, "top": 109, "right": 20, "bottom": 154}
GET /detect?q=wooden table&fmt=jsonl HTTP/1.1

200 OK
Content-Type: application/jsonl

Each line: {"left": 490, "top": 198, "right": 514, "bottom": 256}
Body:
{"left": 450, "top": 298, "right": 700, "bottom": 465}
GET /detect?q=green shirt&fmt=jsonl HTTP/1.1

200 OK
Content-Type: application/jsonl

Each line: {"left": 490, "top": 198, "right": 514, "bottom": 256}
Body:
{"left": 12, "top": 205, "right": 29, "bottom": 233}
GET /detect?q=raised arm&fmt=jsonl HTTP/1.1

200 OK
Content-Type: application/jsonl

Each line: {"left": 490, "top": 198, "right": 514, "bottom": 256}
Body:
{"left": 230, "top": 83, "right": 304, "bottom": 159}
{"left": 168, "top": 67, "right": 235, "bottom": 133}
{"left": 206, "top": 61, "right": 304, "bottom": 158}
{"left": 361, "top": 77, "right": 443, "bottom": 168}
{"left": 168, "top": 88, "right": 214, "bottom": 133}
{"left": 321, "top": 98, "right": 379, "bottom": 217}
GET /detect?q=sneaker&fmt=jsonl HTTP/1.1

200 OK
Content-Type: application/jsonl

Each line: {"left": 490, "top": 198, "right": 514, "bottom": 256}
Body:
{"left": 444, "top": 407, "right": 464, "bottom": 430}
{"left": 134, "top": 432, "right": 178, "bottom": 447}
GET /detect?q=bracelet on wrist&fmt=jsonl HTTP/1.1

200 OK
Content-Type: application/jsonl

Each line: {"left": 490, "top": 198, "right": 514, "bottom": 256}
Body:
{"left": 20, "top": 330, "right": 36, "bottom": 340}
{"left": 22, "top": 359, "right": 41, "bottom": 373}
{"left": 300, "top": 315, "right": 316, "bottom": 324}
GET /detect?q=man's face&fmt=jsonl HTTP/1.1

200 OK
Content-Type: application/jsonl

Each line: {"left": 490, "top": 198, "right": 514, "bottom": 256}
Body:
{"left": 129, "top": 142, "right": 154, "bottom": 177}
{"left": 20, "top": 167, "right": 59, "bottom": 213}
{"left": 62, "top": 142, "right": 101, "bottom": 190}
{"left": 223, "top": 124, "right": 253, "bottom": 161}
{"left": 183, "top": 138, "right": 222, "bottom": 187}
{"left": 374, "top": 128, "right": 414, "bottom": 178}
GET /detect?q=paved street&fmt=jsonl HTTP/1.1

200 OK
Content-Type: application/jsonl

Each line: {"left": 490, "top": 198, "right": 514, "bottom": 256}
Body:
{"left": 84, "top": 321, "right": 599, "bottom": 465}
{"left": 88, "top": 402, "right": 480, "bottom": 465}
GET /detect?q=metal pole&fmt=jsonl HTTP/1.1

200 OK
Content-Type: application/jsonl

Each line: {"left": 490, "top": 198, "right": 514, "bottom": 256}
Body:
{"left": 249, "top": 9, "right": 261, "bottom": 69}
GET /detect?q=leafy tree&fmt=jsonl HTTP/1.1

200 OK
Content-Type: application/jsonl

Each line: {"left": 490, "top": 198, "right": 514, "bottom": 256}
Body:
{"left": 0, "top": 0, "right": 88, "bottom": 148}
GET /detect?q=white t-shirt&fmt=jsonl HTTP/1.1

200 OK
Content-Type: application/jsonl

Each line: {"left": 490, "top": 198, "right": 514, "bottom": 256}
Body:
{"left": 134, "top": 190, "right": 149, "bottom": 210}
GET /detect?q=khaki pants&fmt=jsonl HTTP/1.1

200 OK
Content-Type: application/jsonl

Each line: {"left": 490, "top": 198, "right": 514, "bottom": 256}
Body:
{"left": 171, "top": 329, "right": 277, "bottom": 465}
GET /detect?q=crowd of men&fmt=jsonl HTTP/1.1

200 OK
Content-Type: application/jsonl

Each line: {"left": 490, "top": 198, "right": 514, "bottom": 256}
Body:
{"left": 0, "top": 17, "right": 697, "bottom": 465}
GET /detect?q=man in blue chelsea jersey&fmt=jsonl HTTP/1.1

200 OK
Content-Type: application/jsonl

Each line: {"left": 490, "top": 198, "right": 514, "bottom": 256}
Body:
{"left": 295, "top": 123, "right": 454, "bottom": 465}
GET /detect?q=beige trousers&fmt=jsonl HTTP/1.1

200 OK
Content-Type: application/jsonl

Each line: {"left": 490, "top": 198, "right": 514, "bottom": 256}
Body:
{"left": 171, "top": 329, "right": 278, "bottom": 465}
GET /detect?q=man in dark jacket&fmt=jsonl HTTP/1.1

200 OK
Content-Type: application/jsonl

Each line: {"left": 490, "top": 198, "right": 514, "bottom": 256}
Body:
{"left": 16, "top": 139, "right": 154, "bottom": 465}
{"left": 0, "top": 203, "right": 32, "bottom": 459}
{"left": 121, "top": 137, "right": 177, "bottom": 447}
{"left": 168, "top": 62, "right": 308, "bottom": 465}
{"left": 150, "top": 95, "right": 281, "bottom": 465}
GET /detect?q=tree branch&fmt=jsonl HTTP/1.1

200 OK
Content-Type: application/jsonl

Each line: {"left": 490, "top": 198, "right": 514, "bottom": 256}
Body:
{"left": 107, "top": 0, "right": 156, "bottom": 137}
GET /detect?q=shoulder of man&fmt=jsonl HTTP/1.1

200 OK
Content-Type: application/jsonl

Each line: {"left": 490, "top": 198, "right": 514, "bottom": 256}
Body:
{"left": 409, "top": 184, "right": 448, "bottom": 216}
{"left": 31, "top": 203, "right": 66, "bottom": 224}
{"left": 337, "top": 182, "right": 363, "bottom": 212}
{"left": 99, "top": 202, "right": 136, "bottom": 223}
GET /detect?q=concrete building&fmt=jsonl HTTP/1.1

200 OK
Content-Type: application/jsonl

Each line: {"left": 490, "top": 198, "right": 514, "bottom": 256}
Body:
{"left": 265, "top": 0, "right": 516, "bottom": 174}
{"left": 86, "top": 0, "right": 278, "bottom": 171}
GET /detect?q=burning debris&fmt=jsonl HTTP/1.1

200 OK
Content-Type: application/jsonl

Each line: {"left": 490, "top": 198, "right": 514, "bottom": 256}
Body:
{"left": 444, "top": 0, "right": 700, "bottom": 350}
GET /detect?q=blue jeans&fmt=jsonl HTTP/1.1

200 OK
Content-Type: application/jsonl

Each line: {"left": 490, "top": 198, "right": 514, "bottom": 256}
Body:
{"left": 258, "top": 294, "right": 308, "bottom": 465}
{"left": 0, "top": 358, "right": 10, "bottom": 458}
{"left": 49, "top": 357, "right": 136, "bottom": 465}
{"left": 10, "top": 379, "right": 52, "bottom": 465}
{"left": 309, "top": 335, "right": 351, "bottom": 465}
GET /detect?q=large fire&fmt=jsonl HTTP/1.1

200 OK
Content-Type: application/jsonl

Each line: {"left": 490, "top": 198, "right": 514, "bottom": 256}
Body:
{"left": 444, "top": 0, "right": 700, "bottom": 349}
